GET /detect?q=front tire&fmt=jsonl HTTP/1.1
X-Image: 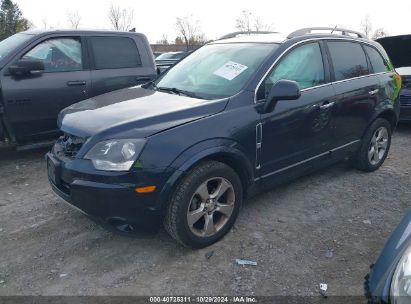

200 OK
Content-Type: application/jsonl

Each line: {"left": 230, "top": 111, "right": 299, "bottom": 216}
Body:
{"left": 164, "top": 161, "right": 243, "bottom": 248}
{"left": 353, "top": 118, "right": 392, "bottom": 172}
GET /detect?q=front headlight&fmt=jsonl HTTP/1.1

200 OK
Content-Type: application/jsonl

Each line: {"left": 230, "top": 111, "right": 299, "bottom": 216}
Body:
{"left": 391, "top": 245, "right": 411, "bottom": 303}
{"left": 84, "top": 139, "right": 146, "bottom": 171}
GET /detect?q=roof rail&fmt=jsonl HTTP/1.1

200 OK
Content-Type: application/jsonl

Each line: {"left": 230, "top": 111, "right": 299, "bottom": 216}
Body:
{"left": 287, "top": 27, "right": 366, "bottom": 39}
{"left": 218, "top": 31, "right": 279, "bottom": 40}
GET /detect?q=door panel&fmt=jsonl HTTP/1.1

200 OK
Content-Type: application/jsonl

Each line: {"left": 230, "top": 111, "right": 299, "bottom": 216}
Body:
{"left": 260, "top": 84, "right": 336, "bottom": 177}
{"left": 331, "top": 76, "right": 380, "bottom": 147}
{"left": 90, "top": 67, "right": 153, "bottom": 96}
{"left": 0, "top": 36, "right": 91, "bottom": 143}
{"left": 87, "top": 36, "right": 155, "bottom": 97}
{"left": 326, "top": 40, "right": 379, "bottom": 147}
{"left": 257, "top": 41, "right": 336, "bottom": 179}
{"left": 1, "top": 71, "right": 90, "bottom": 142}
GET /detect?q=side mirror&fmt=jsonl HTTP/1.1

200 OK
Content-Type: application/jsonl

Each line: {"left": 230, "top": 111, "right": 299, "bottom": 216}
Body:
{"left": 9, "top": 59, "right": 45, "bottom": 77}
{"left": 263, "top": 80, "right": 301, "bottom": 113}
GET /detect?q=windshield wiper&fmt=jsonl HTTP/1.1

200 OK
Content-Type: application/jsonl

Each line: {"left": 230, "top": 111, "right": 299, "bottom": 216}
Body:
{"left": 157, "top": 87, "right": 203, "bottom": 99}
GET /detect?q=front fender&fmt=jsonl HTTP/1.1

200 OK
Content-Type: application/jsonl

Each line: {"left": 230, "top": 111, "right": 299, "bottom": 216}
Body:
{"left": 155, "top": 139, "right": 255, "bottom": 210}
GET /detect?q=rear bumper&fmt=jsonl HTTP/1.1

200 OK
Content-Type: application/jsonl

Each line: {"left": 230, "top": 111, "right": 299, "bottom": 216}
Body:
{"left": 46, "top": 152, "right": 167, "bottom": 232}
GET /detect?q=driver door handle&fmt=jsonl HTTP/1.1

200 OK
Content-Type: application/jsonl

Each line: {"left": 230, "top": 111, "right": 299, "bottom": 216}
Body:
{"left": 319, "top": 101, "right": 335, "bottom": 110}
{"left": 369, "top": 89, "right": 379, "bottom": 96}
{"left": 67, "top": 81, "right": 86, "bottom": 86}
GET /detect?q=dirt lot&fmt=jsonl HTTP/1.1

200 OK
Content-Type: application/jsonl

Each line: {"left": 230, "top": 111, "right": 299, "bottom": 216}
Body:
{"left": 0, "top": 125, "right": 410, "bottom": 297}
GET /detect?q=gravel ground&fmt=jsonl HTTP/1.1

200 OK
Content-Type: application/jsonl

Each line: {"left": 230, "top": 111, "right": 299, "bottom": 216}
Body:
{"left": 0, "top": 124, "right": 410, "bottom": 297}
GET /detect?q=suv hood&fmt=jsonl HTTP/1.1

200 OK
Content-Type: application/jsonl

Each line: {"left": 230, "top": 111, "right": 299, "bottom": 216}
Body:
{"left": 58, "top": 86, "right": 228, "bottom": 138}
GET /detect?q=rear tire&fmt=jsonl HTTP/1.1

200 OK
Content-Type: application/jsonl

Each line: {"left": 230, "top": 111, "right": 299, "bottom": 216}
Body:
{"left": 353, "top": 118, "right": 391, "bottom": 172}
{"left": 164, "top": 161, "right": 243, "bottom": 248}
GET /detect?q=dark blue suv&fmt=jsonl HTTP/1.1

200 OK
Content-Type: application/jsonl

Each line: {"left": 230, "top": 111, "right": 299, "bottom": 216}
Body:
{"left": 47, "top": 28, "right": 401, "bottom": 248}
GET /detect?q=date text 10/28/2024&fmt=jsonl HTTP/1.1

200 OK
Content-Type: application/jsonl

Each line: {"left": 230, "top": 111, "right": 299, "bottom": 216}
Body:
{"left": 149, "top": 297, "right": 257, "bottom": 303}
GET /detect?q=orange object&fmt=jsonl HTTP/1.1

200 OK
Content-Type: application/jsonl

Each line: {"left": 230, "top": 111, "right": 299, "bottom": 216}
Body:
{"left": 135, "top": 185, "right": 157, "bottom": 193}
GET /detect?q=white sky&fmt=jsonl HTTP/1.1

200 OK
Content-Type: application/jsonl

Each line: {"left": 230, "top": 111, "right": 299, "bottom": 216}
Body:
{"left": 14, "top": 0, "right": 411, "bottom": 43}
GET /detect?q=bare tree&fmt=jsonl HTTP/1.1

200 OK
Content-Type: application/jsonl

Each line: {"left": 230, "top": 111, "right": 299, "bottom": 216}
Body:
{"left": 360, "top": 15, "right": 373, "bottom": 38}
{"left": 253, "top": 17, "right": 273, "bottom": 32}
{"left": 108, "top": 4, "right": 134, "bottom": 31}
{"left": 156, "top": 34, "right": 169, "bottom": 45}
{"left": 175, "top": 16, "right": 204, "bottom": 50}
{"left": 236, "top": 10, "right": 273, "bottom": 33}
{"left": 372, "top": 28, "right": 389, "bottom": 40}
{"left": 235, "top": 10, "right": 252, "bottom": 32}
{"left": 67, "top": 10, "right": 81, "bottom": 29}
{"left": 41, "top": 18, "right": 48, "bottom": 29}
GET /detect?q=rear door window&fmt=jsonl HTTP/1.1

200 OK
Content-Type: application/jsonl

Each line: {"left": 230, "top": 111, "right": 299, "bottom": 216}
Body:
{"left": 364, "top": 45, "right": 389, "bottom": 73}
{"left": 327, "top": 41, "right": 370, "bottom": 81}
{"left": 89, "top": 36, "right": 142, "bottom": 70}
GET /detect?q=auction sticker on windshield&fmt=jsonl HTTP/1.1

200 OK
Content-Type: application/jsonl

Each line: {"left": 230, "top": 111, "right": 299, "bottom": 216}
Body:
{"left": 213, "top": 61, "right": 248, "bottom": 81}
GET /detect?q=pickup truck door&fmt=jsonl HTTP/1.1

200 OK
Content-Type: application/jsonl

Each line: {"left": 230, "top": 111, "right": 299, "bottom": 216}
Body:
{"left": 0, "top": 36, "right": 91, "bottom": 143}
{"left": 86, "top": 35, "right": 156, "bottom": 97}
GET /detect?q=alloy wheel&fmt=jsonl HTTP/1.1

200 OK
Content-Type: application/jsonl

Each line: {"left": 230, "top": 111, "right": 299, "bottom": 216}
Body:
{"left": 368, "top": 126, "right": 389, "bottom": 166}
{"left": 187, "top": 177, "right": 235, "bottom": 237}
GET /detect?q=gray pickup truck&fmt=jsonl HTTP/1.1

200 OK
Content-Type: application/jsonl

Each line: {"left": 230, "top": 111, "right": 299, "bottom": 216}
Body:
{"left": 0, "top": 30, "right": 157, "bottom": 149}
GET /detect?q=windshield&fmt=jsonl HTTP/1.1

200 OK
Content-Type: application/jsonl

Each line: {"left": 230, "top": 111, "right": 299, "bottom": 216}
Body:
{"left": 0, "top": 33, "right": 33, "bottom": 64}
{"left": 155, "top": 43, "right": 277, "bottom": 99}
{"left": 156, "top": 52, "right": 185, "bottom": 60}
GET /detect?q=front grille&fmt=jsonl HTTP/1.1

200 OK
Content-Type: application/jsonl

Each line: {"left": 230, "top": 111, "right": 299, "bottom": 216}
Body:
{"left": 54, "top": 133, "right": 85, "bottom": 160}
{"left": 400, "top": 95, "right": 411, "bottom": 107}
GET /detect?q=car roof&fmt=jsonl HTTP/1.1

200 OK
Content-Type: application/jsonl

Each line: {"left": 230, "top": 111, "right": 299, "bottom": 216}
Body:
{"left": 22, "top": 29, "right": 146, "bottom": 37}
{"left": 212, "top": 33, "right": 287, "bottom": 44}
{"left": 213, "top": 33, "right": 372, "bottom": 45}
{"left": 213, "top": 28, "right": 369, "bottom": 45}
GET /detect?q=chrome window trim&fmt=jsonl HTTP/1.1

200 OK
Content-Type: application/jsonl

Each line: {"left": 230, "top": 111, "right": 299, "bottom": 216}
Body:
{"left": 254, "top": 37, "right": 392, "bottom": 103}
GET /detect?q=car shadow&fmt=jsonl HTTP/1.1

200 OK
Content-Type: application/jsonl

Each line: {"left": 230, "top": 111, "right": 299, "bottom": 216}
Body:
{"left": 244, "top": 160, "right": 351, "bottom": 209}
{"left": 0, "top": 147, "right": 49, "bottom": 163}
{"left": 396, "top": 122, "right": 411, "bottom": 134}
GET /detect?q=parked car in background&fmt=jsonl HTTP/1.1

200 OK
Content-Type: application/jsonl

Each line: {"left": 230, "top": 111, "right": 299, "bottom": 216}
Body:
{"left": 155, "top": 51, "right": 187, "bottom": 73}
{"left": 377, "top": 35, "right": 410, "bottom": 122}
{"left": 366, "top": 208, "right": 411, "bottom": 303}
{"left": 47, "top": 28, "right": 401, "bottom": 248}
{"left": 0, "top": 30, "right": 157, "bottom": 149}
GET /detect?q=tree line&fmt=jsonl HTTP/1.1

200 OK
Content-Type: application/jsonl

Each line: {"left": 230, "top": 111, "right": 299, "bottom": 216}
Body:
{"left": 0, "top": 0, "right": 390, "bottom": 46}
{"left": 0, "top": 0, "right": 31, "bottom": 40}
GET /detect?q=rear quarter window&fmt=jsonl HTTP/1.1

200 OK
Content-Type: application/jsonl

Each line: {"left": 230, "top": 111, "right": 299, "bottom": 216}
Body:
{"left": 89, "top": 36, "right": 142, "bottom": 70}
{"left": 327, "top": 41, "right": 370, "bottom": 81}
{"left": 364, "top": 45, "right": 389, "bottom": 73}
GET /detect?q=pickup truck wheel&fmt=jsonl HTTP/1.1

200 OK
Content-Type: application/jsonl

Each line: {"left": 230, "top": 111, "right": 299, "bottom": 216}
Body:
{"left": 164, "top": 161, "right": 242, "bottom": 248}
{"left": 353, "top": 118, "right": 391, "bottom": 172}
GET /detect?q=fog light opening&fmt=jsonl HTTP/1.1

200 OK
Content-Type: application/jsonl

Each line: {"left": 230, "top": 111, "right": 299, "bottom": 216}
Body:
{"left": 107, "top": 217, "right": 134, "bottom": 233}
